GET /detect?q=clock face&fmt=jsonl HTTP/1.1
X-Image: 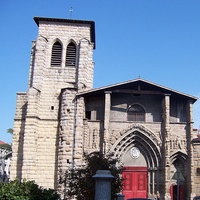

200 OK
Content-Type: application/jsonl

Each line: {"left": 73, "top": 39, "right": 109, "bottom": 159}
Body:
{"left": 130, "top": 147, "right": 140, "bottom": 159}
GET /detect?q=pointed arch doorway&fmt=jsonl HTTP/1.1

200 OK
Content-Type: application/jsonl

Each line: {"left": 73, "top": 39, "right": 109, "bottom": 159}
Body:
{"left": 122, "top": 166, "right": 148, "bottom": 199}
{"left": 110, "top": 124, "right": 162, "bottom": 200}
{"left": 170, "top": 153, "right": 187, "bottom": 200}
{"left": 122, "top": 146, "right": 148, "bottom": 199}
{"left": 170, "top": 184, "right": 184, "bottom": 200}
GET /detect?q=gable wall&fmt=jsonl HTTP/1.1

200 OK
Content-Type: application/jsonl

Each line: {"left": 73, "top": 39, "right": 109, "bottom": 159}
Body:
{"left": 110, "top": 93, "right": 163, "bottom": 122}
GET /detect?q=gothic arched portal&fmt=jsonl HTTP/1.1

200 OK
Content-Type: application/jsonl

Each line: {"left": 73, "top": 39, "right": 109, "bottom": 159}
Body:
{"left": 170, "top": 151, "right": 187, "bottom": 200}
{"left": 110, "top": 124, "right": 162, "bottom": 198}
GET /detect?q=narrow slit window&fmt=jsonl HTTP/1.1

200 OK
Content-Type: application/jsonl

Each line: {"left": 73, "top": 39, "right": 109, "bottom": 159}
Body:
{"left": 66, "top": 42, "right": 76, "bottom": 67}
{"left": 86, "top": 111, "right": 91, "bottom": 120}
{"left": 51, "top": 41, "right": 62, "bottom": 67}
{"left": 197, "top": 168, "right": 200, "bottom": 176}
{"left": 127, "top": 104, "right": 145, "bottom": 122}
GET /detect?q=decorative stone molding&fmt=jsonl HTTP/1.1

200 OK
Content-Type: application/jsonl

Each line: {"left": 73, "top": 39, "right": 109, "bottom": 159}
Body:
{"left": 110, "top": 123, "right": 161, "bottom": 152}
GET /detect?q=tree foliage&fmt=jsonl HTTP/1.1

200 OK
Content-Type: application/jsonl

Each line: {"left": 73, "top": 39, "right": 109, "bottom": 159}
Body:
{"left": 0, "top": 128, "right": 13, "bottom": 153}
{"left": 0, "top": 143, "right": 12, "bottom": 153}
{"left": 0, "top": 179, "right": 60, "bottom": 200}
{"left": 7, "top": 128, "right": 13, "bottom": 134}
{"left": 64, "top": 151, "right": 123, "bottom": 200}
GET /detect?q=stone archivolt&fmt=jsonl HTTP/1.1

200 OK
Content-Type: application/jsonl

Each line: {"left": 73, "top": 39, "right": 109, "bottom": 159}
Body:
{"left": 110, "top": 123, "right": 162, "bottom": 168}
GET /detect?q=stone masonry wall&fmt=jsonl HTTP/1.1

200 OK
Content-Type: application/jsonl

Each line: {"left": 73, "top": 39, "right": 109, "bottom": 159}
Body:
{"left": 10, "top": 93, "right": 27, "bottom": 179}
{"left": 11, "top": 19, "right": 95, "bottom": 190}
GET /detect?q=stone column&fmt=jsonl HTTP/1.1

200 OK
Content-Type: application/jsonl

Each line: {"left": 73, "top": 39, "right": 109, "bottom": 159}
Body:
{"left": 103, "top": 91, "right": 111, "bottom": 153}
{"left": 57, "top": 89, "right": 76, "bottom": 196}
{"left": 187, "top": 101, "right": 195, "bottom": 199}
{"left": 92, "top": 170, "right": 114, "bottom": 200}
{"left": 163, "top": 94, "right": 171, "bottom": 200}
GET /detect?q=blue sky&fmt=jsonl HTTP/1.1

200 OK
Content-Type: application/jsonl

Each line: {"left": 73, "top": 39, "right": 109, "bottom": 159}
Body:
{"left": 1, "top": 0, "right": 200, "bottom": 143}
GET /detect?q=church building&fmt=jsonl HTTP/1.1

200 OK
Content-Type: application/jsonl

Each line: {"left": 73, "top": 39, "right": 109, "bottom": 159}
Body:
{"left": 10, "top": 16, "right": 200, "bottom": 200}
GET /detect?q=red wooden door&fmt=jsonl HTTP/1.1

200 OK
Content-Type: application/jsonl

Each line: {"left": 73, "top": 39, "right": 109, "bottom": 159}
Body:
{"left": 122, "top": 167, "right": 147, "bottom": 200}
{"left": 170, "top": 184, "right": 184, "bottom": 200}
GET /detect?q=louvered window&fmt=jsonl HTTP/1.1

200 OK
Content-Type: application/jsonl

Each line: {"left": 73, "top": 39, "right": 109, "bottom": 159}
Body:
{"left": 66, "top": 42, "right": 76, "bottom": 67}
{"left": 127, "top": 104, "right": 145, "bottom": 121}
{"left": 51, "top": 42, "right": 62, "bottom": 67}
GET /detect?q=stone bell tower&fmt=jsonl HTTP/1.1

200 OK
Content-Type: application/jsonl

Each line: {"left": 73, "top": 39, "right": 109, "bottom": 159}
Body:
{"left": 10, "top": 17, "right": 95, "bottom": 189}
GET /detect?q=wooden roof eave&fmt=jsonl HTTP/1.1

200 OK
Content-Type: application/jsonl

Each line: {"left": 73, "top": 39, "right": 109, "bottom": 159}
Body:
{"left": 76, "top": 78, "right": 198, "bottom": 103}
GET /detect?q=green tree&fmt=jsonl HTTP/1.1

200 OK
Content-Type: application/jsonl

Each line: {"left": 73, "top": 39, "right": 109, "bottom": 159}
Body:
{"left": 0, "top": 128, "right": 13, "bottom": 152}
{"left": 0, "top": 179, "right": 60, "bottom": 200}
{"left": 0, "top": 143, "right": 11, "bottom": 152}
{"left": 64, "top": 151, "right": 123, "bottom": 200}
{"left": 7, "top": 128, "right": 13, "bottom": 134}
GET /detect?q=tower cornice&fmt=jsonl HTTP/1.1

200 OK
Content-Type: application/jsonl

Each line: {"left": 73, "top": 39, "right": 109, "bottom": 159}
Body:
{"left": 33, "top": 16, "right": 96, "bottom": 49}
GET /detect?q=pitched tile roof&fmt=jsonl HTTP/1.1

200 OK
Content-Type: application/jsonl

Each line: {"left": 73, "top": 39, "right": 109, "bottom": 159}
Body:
{"left": 0, "top": 140, "right": 6, "bottom": 145}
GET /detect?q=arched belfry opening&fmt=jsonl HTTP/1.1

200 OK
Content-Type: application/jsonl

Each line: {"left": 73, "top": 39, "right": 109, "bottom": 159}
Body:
{"left": 65, "top": 41, "right": 77, "bottom": 68}
{"left": 110, "top": 124, "right": 162, "bottom": 199}
{"left": 51, "top": 41, "right": 62, "bottom": 67}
